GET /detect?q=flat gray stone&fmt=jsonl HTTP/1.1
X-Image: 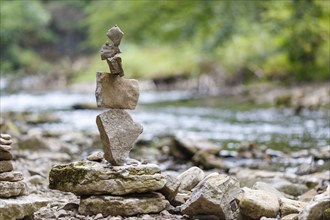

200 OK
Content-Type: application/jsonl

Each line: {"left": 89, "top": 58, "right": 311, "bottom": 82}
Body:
{"left": 96, "top": 109, "right": 143, "bottom": 165}
{"left": 0, "top": 160, "right": 13, "bottom": 173}
{"left": 0, "top": 137, "right": 12, "bottom": 145}
{"left": 0, "top": 181, "right": 27, "bottom": 198}
{"left": 0, "top": 171, "right": 23, "bottom": 182}
{"left": 79, "top": 192, "right": 169, "bottom": 216}
{"left": 181, "top": 173, "right": 241, "bottom": 219}
{"left": 95, "top": 72, "right": 139, "bottom": 109}
{"left": 0, "top": 194, "right": 50, "bottom": 220}
{"left": 0, "top": 150, "right": 13, "bottom": 160}
{"left": 49, "top": 161, "right": 166, "bottom": 196}
{"left": 0, "top": 134, "right": 11, "bottom": 140}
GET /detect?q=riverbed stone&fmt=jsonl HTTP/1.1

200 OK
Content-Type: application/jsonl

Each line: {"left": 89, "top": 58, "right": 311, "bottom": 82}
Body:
{"left": 281, "top": 213, "right": 299, "bottom": 220}
{"left": 96, "top": 109, "right": 143, "bottom": 165}
{"left": 237, "top": 187, "right": 280, "bottom": 219}
{"left": 86, "top": 151, "right": 104, "bottom": 162}
{"left": 95, "top": 72, "right": 139, "bottom": 109}
{"left": 272, "top": 178, "right": 309, "bottom": 197}
{"left": 0, "top": 133, "right": 12, "bottom": 140}
{"left": 160, "top": 174, "right": 180, "bottom": 204}
{"left": 280, "top": 197, "right": 306, "bottom": 216}
{"left": 181, "top": 173, "right": 241, "bottom": 219}
{"left": 0, "top": 181, "right": 27, "bottom": 198}
{"left": 49, "top": 161, "right": 166, "bottom": 196}
{"left": 0, "top": 160, "right": 13, "bottom": 173}
{"left": 0, "top": 171, "right": 24, "bottom": 182}
{"left": 298, "top": 185, "right": 330, "bottom": 220}
{"left": 0, "top": 136, "right": 12, "bottom": 145}
{"left": 0, "top": 194, "right": 50, "bottom": 220}
{"left": 178, "top": 166, "right": 205, "bottom": 191}
{"left": 0, "top": 149, "right": 13, "bottom": 160}
{"left": 79, "top": 192, "right": 169, "bottom": 216}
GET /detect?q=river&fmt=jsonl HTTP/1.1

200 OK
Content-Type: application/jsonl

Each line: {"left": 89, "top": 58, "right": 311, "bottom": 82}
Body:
{"left": 1, "top": 90, "right": 329, "bottom": 150}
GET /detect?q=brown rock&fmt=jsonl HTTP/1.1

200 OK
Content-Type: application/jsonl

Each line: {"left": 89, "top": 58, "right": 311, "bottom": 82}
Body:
{"left": 95, "top": 72, "right": 139, "bottom": 109}
{"left": 0, "top": 149, "right": 13, "bottom": 160}
{"left": 0, "top": 160, "right": 13, "bottom": 173}
{"left": 107, "top": 55, "right": 124, "bottom": 76}
{"left": 0, "top": 171, "right": 24, "bottom": 182}
{"left": 107, "top": 25, "right": 124, "bottom": 46}
{"left": 96, "top": 109, "right": 143, "bottom": 165}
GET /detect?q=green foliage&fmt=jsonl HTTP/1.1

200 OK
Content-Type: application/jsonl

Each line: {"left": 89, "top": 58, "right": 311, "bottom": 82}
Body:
{"left": 1, "top": 0, "right": 329, "bottom": 83}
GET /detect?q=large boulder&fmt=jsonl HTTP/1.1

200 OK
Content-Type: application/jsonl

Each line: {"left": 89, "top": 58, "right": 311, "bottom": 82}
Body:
{"left": 96, "top": 109, "right": 143, "bottom": 165}
{"left": 237, "top": 187, "right": 280, "bottom": 219}
{"left": 49, "top": 161, "right": 166, "bottom": 196}
{"left": 79, "top": 192, "right": 169, "bottom": 216}
{"left": 0, "top": 195, "right": 50, "bottom": 220}
{"left": 180, "top": 173, "right": 241, "bottom": 219}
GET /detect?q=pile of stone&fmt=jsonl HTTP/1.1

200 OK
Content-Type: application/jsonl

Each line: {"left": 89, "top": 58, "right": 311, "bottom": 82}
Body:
{"left": 0, "top": 133, "right": 27, "bottom": 198}
{"left": 49, "top": 25, "right": 169, "bottom": 217}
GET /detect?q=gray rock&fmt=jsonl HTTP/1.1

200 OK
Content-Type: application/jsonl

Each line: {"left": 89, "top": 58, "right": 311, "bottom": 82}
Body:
{"left": 0, "top": 144, "right": 11, "bottom": 152}
{"left": 0, "top": 137, "right": 12, "bottom": 145}
{"left": 237, "top": 187, "right": 280, "bottom": 219}
{"left": 272, "top": 178, "right": 309, "bottom": 197}
{"left": 87, "top": 151, "right": 104, "bottom": 162}
{"left": 0, "top": 181, "right": 27, "bottom": 198}
{"left": 96, "top": 109, "right": 143, "bottom": 165}
{"left": 0, "top": 160, "right": 13, "bottom": 173}
{"left": 0, "top": 194, "right": 50, "bottom": 220}
{"left": 160, "top": 174, "right": 180, "bottom": 204}
{"left": 0, "top": 149, "right": 13, "bottom": 160}
{"left": 79, "top": 192, "right": 169, "bottom": 216}
{"left": 18, "top": 135, "right": 50, "bottom": 151}
{"left": 107, "top": 25, "right": 124, "bottom": 47}
{"left": 49, "top": 161, "right": 166, "bottom": 196}
{"left": 298, "top": 185, "right": 330, "bottom": 220}
{"left": 280, "top": 197, "right": 306, "bottom": 216}
{"left": 178, "top": 166, "right": 205, "bottom": 191}
{"left": 95, "top": 72, "right": 139, "bottom": 110}
{"left": 181, "top": 173, "right": 241, "bottom": 219}
{"left": 0, "top": 171, "right": 24, "bottom": 182}
{"left": 253, "top": 181, "right": 287, "bottom": 199}
{"left": 173, "top": 192, "right": 190, "bottom": 206}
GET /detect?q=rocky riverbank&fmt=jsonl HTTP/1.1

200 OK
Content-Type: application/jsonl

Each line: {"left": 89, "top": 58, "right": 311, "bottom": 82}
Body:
{"left": 0, "top": 126, "right": 329, "bottom": 219}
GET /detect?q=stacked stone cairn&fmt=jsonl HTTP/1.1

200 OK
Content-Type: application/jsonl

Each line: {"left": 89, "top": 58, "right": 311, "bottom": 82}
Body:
{"left": 49, "top": 25, "right": 169, "bottom": 217}
{"left": 0, "top": 134, "right": 27, "bottom": 198}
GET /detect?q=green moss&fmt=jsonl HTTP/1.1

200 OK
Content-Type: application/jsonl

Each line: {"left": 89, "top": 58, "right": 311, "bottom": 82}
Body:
{"left": 49, "top": 163, "right": 88, "bottom": 189}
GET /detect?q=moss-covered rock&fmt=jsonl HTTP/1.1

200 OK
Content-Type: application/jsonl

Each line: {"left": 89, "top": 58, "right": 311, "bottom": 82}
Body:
{"left": 49, "top": 161, "right": 166, "bottom": 196}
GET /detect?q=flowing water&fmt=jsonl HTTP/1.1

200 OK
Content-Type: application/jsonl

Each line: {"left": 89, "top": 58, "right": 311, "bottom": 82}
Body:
{"left": 1, "top": 90, "right": 329, "bottom": 150}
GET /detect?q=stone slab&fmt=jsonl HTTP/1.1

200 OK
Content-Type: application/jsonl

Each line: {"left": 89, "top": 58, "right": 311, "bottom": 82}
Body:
{"left": 79, "top": 192, "right": 169, "bottom": 216}
{"left": 0, "top": 171, "right": 23, "bottom": 182}
{"left": 0, "top": 160, "right": 13, "bottom": 173}
{"left": 95, "top": 72, "right": 139, "bottom": 109}
{"left": 49, "top": 161, "right": 166, "bottom": 196}
{"left": 0, "top": 181, "right": 27, "bottom": 198}
{"left": 96, "top": 109, "right": 143, "bottom": 165}
{"left": 0, "top": 194, "right": 50, "bottom": 220}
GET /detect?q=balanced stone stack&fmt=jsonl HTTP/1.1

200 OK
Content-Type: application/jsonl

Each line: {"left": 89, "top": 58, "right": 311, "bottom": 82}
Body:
{"left": 49, "top": 25, "right": 169, "bottom": 217}
{"left": 0, "top": 134, "right": 27, "bottom": 198}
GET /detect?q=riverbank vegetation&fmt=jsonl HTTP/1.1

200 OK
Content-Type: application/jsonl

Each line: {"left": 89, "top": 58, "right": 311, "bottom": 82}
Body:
{"left": 1, "top": 0, "right": 329, "bottom": 85}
